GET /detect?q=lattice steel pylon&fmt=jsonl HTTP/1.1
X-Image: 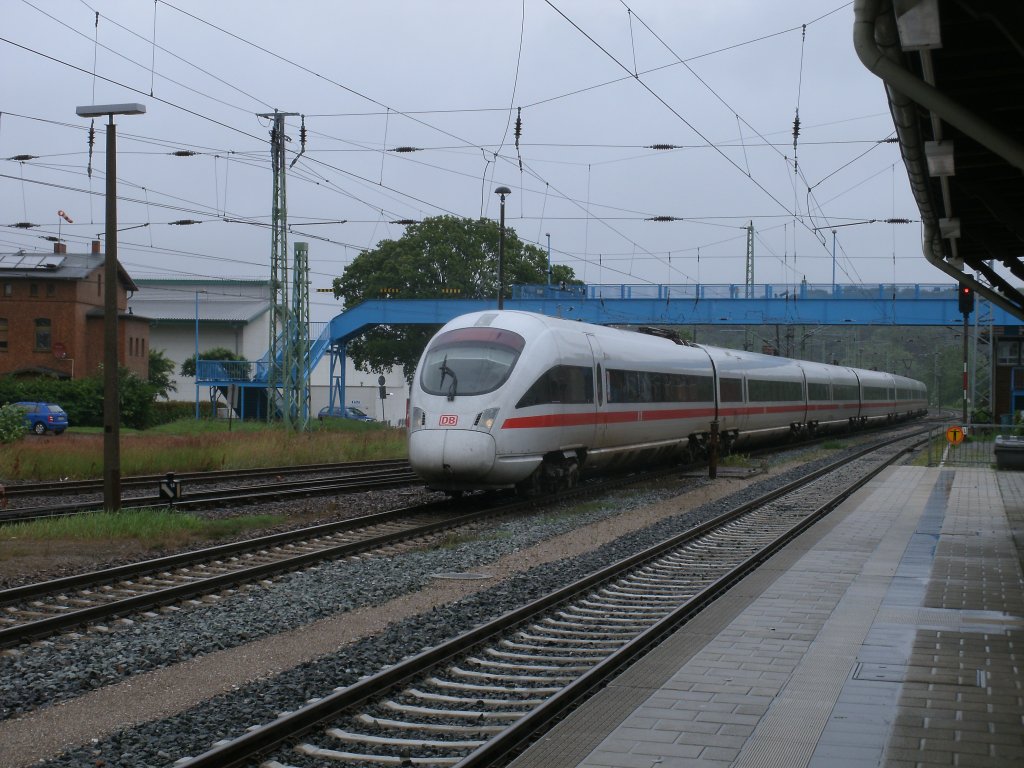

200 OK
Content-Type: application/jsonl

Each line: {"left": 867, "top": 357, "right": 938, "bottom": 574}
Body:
{"left": 260, "top": 111, "right": 298, "bottom": 428}
{"left": 745, "top": 221, "right": 754, "bottom": 298}
{"left": 289, "top": 241, "right": 311, "bottom": 430}
{"left": 972, "top": 291, "right": 993, "bottom": 422}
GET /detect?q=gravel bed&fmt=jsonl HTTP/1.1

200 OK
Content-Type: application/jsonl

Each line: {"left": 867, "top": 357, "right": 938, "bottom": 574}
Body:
{"left": 3, "top": 439, "right": 894, "bottom": 768}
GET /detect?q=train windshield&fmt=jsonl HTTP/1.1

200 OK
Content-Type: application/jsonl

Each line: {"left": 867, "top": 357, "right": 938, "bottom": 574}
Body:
{"left": 420, "top": 327, "right": 525, "bottom": 398}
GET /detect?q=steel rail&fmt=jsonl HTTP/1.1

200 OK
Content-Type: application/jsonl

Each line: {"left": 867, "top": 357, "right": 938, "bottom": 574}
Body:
{"left": 0, "top": 467, "right": 419, "bottom": 523}
{"left": 458, "top": 434, "right": 927, "bottom": 767}
{"left": 0, "top": 465, "right": 676, "bottom": 648}
{"left": 0, "top": 459, "right": 410, "bottom": 498}
{"left": 175, "top": 429, "right": 927, "bottom": 768}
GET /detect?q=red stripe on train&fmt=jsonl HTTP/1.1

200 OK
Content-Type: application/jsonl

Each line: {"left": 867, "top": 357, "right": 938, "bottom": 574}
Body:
{"left": 499, "top": 401, "right": 918, "bottom": 430}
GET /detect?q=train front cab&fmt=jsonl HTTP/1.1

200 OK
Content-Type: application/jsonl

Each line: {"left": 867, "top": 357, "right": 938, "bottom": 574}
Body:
{"left": 408, "top": 317, "right": 535, "bottom": 490}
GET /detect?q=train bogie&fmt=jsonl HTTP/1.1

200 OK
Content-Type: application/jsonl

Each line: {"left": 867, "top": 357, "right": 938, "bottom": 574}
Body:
{"left": 407, "top": 311, "right": 928, "bottom": 493}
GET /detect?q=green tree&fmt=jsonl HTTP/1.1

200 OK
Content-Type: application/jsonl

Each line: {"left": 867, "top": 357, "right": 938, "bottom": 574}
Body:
{"left": 0, "top": 403, "right": 27, "bottom": 443}
{"left": 148, "top": 349, "right": 178, "bottom": 400}
{"left": 179, "top": 347, "right": 248, "bottom": 378}
{"left": 333, "top": 215, "right": 577, "bottom": 377}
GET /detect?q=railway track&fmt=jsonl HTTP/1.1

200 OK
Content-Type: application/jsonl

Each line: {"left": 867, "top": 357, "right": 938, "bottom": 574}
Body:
{"left": 175, "top": 429, "right": 927, "bottom": 768}
{"left": 0, "top": 465, "right": 672, "bottom": 649}
{"left": 0, "top": 460, "right": 417, "bottom": 524}
{"left": 0, "top": 498, "right": 467, "bottom": 648}
{"left": 0, "top": 459, "right": 410, "bottom": 500}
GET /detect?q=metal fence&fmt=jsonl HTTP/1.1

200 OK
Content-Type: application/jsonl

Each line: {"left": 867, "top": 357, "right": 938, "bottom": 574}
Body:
{"left": 925, "top": 423, "right": 1020, "bottom": 467}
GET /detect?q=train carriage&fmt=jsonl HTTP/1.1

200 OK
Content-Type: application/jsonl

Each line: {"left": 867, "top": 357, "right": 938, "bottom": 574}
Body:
{"left": 798, "top": 360, "right": 862, "bottom": 430}
{"left": 408, "top": 310, "right": 927, "bottom": 494}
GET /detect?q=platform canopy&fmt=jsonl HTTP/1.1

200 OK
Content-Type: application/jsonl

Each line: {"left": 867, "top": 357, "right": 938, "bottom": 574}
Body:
{"left": 854, "top": 0, "right": 1024, "bottom": 321}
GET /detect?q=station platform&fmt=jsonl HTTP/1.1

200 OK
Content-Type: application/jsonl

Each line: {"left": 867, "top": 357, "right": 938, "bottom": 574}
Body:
{"left": 511, "top": 465, "right": 1024, "bottom": 767}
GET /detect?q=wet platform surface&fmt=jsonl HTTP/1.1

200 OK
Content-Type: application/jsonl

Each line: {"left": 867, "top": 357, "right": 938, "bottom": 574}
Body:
{"left": 511, "top": 466, "right": 1024, "bottom": 768}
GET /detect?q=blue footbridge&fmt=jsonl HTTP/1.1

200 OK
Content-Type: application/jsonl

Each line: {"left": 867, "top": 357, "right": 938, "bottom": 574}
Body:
{"left": 196, "top": 281, "right": 1018, "bottom": 419}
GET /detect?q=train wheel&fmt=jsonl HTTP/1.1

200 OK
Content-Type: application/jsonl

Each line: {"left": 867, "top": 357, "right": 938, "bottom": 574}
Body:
{"left": 566, "top": 462, "right": 579, "bottom": 489}
{"left": 515, "top": 471, "right": 543, "bottom": 497}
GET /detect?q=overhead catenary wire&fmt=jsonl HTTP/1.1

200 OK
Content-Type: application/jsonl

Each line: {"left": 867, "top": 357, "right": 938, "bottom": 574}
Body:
{"left": 2, "top": 1, "right": 922, "bottom": 293}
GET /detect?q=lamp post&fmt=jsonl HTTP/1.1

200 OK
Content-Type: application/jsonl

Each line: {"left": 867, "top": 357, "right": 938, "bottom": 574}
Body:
{"left": 545, "top": 232, "right": 551, "bottom": 288}
{"left": 76, "top": 102, "right": 145, "bottom": 513}
{"left": 831, "top": 229, "right": 837, "bottom": 292}
{"left": 194, "top": 289, "right": 207, "bottom": 420}
{"left": 495, "top": 186, "right": 511, "bottom": 309}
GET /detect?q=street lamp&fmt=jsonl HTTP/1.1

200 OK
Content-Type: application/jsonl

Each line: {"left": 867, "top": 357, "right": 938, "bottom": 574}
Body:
{"left": 495, "top": 186, "right": 511, "bottom": 309}
{"left": 76, "top": 102, "right": 146, "bottom": 512}
{"left": 545, "top": 232, "right": 551, "bottom": 288}
{"left": 831, "top": 229, "right": 837, "bottom": 291}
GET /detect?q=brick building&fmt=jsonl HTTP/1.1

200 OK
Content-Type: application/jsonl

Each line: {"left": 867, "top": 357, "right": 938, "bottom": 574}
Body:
{"left": 0, "top": 242, "right": 149, "bottom": 380}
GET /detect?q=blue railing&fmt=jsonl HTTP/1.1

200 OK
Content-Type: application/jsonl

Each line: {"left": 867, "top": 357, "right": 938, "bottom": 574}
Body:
{"left": 198, "top": 321, "right": 330, "bottom": 385}
{"left": 513, "top": 283, "right": 958, "bottom": 302}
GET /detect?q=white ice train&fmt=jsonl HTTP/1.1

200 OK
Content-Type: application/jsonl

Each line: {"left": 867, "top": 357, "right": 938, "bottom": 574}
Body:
{"left": 407, "top": 310, "right": 928, "bottom": 494}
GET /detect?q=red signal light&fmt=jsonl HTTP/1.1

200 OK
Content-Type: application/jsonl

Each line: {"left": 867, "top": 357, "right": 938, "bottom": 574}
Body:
{"left": 958, "top": 284, "right": 974, "bottom": 314}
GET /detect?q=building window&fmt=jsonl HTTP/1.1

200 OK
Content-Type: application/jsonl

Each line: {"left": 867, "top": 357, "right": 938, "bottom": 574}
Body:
{"left": 34, "top": 318, "right": 51, "bottom": 351}
{"left": 997, "top": 341, "right": 1019, "bottom": 366}
{"left": 46, "top": 283, "right": 55, "bottom": 297}
{"left": 29, "top": 283, "right": 38, "bottom": 297}
{"left": 0, "top": 318, "right": 7, "bottom": 350}
{"left": 3, "top": 283, "right": 10, "bottom": 297}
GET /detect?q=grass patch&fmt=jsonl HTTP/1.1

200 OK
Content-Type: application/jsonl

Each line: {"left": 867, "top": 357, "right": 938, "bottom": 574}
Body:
{"left": 720, "top": 453, "right": 752, "bottom": 467}
{"left": 435, "top": 526, "right": 522, "bottom": 550}
{"left": 0, "top": 509, "right": 285, "bottom": 550}
{"left": 821, "top": 440, "right": 845, "bottom": 450}
{"left": 0, "top": 419, "right": 407, "bottom": 481}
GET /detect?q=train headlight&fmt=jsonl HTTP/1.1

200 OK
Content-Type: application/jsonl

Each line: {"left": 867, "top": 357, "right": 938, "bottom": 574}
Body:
{"left": 476, "top": 407, "right": 500, "bottom": 431}
{"left": 410, "top": 407, "right": 425, "bottom": 430}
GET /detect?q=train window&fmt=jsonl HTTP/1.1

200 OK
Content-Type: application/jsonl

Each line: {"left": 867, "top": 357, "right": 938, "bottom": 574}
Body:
{"left": 807, "top": 382, "right": 830, "bottom": 401}
{"left": 607, "top": 369, "right": 713, "bottom": 403}
{"left": 596, "top": 364, "right": 604, "bottom": 405}
{"left": 747, "top": 378, "right": 803, "bottom": 402}
{"left": 420, "top": 327, "right": 525, "bottom": 397}
{"left": 863, "top": 386, "right": 889, "bottom": 401}
{"left": 719, "top": 377, "right": 743, "bottom": 402}
{"left": 516, "top": 365, "right": 594, "bottom": 408}
{"left": 608, "top": 369, "right": 639, "bottom": 402}
{"left": 834, "top": 383, "right": 859, "bottom": 400}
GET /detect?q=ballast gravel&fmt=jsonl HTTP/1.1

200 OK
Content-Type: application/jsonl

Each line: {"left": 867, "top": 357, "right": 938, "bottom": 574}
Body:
{"left": 1, "top": 442, "right": 895, "bottom": 768}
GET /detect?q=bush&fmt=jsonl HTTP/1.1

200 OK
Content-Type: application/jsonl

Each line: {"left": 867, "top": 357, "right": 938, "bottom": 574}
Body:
{"left": 0, "top": 403, "right": 26, "bottom": 443}
{"left": 0, "top": 368, "right": 157, "bottom": 430}
{"left": 151, "top": 400, "right": 212, "bottom": 425}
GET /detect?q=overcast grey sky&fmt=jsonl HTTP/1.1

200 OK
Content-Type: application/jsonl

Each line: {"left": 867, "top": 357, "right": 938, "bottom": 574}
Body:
{"left": 2, "top": 1, "right": 934, "bottom": 322}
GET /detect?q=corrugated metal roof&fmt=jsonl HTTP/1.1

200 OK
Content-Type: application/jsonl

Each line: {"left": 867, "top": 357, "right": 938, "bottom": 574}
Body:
{"left": 129, "top": 297, "right": 269, "bottom": 323}
{"left": 134, "top": 278, "right": 268, "bottom": 287}
{"left": 129, "top": 278, "right": 271, "bottom": 323}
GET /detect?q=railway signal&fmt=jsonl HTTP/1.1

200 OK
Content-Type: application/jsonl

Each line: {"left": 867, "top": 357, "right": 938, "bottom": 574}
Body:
{"left": 958, "top": 284, "right": 974, "bottom": 314}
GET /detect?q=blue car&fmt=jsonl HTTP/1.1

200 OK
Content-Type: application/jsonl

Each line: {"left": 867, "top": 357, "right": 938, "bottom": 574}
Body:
{"left": 318, "top": 405, "right": 375, "bottom": 422}
{"left": 14, "top": 401, "right": 69, "bottom": 435}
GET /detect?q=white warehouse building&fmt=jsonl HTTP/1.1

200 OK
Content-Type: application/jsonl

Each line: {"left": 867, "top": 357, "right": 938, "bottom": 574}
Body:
{"left": 129, "top": 278, "right": 409, "bottom": 425}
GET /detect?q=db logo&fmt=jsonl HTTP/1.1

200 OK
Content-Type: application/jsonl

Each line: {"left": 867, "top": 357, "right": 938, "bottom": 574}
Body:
{"left": 439, "top": 414, "right": 458, "bottom": 426}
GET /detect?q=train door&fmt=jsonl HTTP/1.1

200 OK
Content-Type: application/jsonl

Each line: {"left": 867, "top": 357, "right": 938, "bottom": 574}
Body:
{"left": 586, "top": 334, "right": 608, "bottom": 448}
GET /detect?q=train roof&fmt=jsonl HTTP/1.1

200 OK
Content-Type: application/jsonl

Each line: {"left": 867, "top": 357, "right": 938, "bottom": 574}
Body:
{"left": 437, "top": 311, "right": 925, "bottom": 388}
